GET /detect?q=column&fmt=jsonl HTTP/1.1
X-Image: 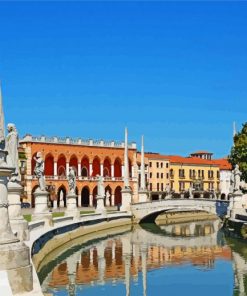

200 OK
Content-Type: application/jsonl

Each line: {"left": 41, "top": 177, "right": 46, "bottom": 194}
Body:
{"left": 124, "top": 127, "right": 130, "bottom": 188}
{"left": 111, "top": 164, "right": 114, "bottom": 179}
{"left": 89, "top": 163, "right": 93, "bottom": 177}
{"left": 121, "top": 165, "right": 125, "bottom": 178}
{"left": 131, "top": 166, "right": 135, "bottom": 179}
{"left": 100, "top": 164, "right": 104, "bottom": 176}
{"left": 138, "top": 136, "right": 149, "bottom": 202}
{"left": 78, "top": 163, "right": 81, "bottom": 177}
{"left": 111, "top": 194, "right": 115, "bottom": 206}
{"left": 77, "top": 193, "right": 81, "bottom": 207}
{"left": 140, "top": 136, "right": 146, "bottom": 190}
{"left": 54, "top": 162, "right": 58, "bottom": 177}
{"left": 121, "top": 128, "right": 132, "bottom": 211}
{"left": 66, "top": 162, "right": 69, "bottom": 176}
{"left": 90, "top": 194, "right": 93, "bottom": 207}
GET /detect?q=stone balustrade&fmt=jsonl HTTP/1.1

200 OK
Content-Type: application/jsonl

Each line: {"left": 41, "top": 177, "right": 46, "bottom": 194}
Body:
{"left": 20, "top": 135, "right": 137, "bottom": 149}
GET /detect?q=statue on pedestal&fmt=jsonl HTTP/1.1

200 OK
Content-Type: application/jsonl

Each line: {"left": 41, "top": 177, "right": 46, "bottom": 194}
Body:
{"left": 68, "top": 167, "right": 76, "bottom": 194}
{"left": 5, "top": 123, "right": 20, "bottom": 182}
{"left": 33, "top": 152, "right": 46, "bottom": 191}
{"left": 230, "top": 164, "right": 242, "bottom": 194}
{"left": 97, "top": 175, "right": 104, "bottom": 197}
{"left": 106, "top": 190, "right": 111, "bottom": 206}
{"left": 188, "top": 185, "right": 194, "bottom": 199}
{"left": 165, "top": 183, "right": 171, "bottom": 197}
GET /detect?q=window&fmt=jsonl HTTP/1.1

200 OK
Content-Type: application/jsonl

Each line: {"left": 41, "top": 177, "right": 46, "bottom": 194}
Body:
{"left": 166, "top": 173, "right": 169, "bottom": 179}
{"left": 166, "top": 163, "right": 169, "bottom": 168}
{"left": 157, "top": 183, "right": 160, "bottom": 191}
{"left": 208, "top": 170, "right": 214, "bottom": 178}
{"left": 170, "top": 169, "right": 174, "bottom": 178}
{"left": 179, "top": 169, "right": 185, "bottom": 178}
{"left": 179, "top": 181, "right": 185, "bottom": 191}
{"left": 161, "top": 162, "right": 163, "bottom": 168}
{"left": 198, "top": 170, "right": 201, "bottom": 177}
{"left": 150, "top": 183, "right": 152, "bottom": 191}
{"left": 189, "top": 169, "right": 192, "bottom": 178}
{"left": 149, "top": 162, "right": 152, "bottom": 168}
{"left": 161, "top": 183, "right": 164, "bottom": 191}
{"left": 161, "top": 173, "right": 163, "bottom": 178}
{"left": 202, "top": 170, "right": 204, "bottom": 178}
{"left": 157, "top": 173, "right": 159, "bottom": 178}
{"left": 217, "top": 171, "right": 220, "bottom": 179}
{"left": 156, "top": 162, "right": 159, "bottom": 168}
{"left": 150, "top": 173, "right": 152, "bottom": 179}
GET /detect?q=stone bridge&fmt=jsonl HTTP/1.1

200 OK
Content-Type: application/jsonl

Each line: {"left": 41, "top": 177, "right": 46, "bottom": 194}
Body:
{"left": 131, "top": 198, "right": 229, "bottom": 223}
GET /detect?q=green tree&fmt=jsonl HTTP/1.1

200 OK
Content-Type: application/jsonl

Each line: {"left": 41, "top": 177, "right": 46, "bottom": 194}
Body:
{"left": 229, "top": 122, "right": 247, "bottom": 183}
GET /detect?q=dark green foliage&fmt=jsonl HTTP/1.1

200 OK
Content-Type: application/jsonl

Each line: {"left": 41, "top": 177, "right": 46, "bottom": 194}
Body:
{"left": 229, "top": 122, "right": 247, "bottom": 183}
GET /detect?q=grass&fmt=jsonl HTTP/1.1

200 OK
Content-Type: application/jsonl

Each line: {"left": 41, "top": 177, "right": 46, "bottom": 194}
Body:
{"left": 23, "top": 210, "right": 95, "bottom": 222}
{"left": 80, "top": 210, "right": 94, "bottom": 215}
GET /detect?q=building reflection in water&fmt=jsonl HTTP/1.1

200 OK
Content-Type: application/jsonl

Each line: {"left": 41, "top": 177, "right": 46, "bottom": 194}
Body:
{"left": 43, "top": 220, "right": 232, "bottom": 295}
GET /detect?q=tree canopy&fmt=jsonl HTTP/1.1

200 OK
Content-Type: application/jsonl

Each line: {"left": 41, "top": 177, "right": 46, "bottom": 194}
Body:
{"left": 229, "top": 122, "right": 247, "bottom": 183}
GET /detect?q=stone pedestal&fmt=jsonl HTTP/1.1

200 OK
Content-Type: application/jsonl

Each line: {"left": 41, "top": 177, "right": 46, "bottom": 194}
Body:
{"left": 0, "top": 149, "right": 33, "bottom": 294}
{"left": 0, "top": 241, "right": 33, "bottom": 294}
{"left": 230, "top": 192, "right": 246, "bottom": 219}
{"left": 7, "top": 181, "right": 29, "bottom": 241}
{"left": 96, "top": 195, "right": 106, "bottom": 215}
{"left": 65, "top": 193, "right": 79, "bottom": 219}
{"left": 32, "top": 188, "right": 52, "bottom": 224}
{"left": 121, "top": 187, "right": 132, "bottom": 212}
{"left": 138, "top": 190, "right": 149, "bottom": 203}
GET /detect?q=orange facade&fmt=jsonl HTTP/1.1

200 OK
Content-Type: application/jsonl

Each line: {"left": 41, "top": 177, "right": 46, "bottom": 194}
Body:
{"left": 20, "top": 136, "right": 138, "bottom": 207}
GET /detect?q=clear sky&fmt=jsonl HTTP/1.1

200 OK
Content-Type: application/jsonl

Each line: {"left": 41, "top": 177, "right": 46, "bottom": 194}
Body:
{"left": 0, "top": 1, "right": 246, "bottom": 158}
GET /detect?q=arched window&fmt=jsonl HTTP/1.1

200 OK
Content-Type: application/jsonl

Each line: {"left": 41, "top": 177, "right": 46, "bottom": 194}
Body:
{"left": 57, "top": 154, "right": 66, "bottom": 177}
{"left": 69, "top": 155, "right": 78, "bottom": 176}
{"left": 81, "top": 156, "right": 89, "bottom": 177}
{"left": 81, "top": 186, "right": 90, "bottom": 207}
{"left": 57, "top": 186, "right": 67, "bottom": 207}
{"left": 103, "top": 158, "right": 111, "bottom": 177}
{"left": 45, "top": 154, "right": 54, "bottom": 176}
{"left": 114, "top": 158, "right": 122, "bottom": 178}
{"left": 92, "top": 157, "right": 100, "bottom": 177}
{"left": 114, "top": 186, "right": 122, "bottom": 206}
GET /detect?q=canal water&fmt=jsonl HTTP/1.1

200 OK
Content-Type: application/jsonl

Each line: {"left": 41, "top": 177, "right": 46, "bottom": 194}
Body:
{"left": 38, "top": 219, "right": 247, "bottom": 296}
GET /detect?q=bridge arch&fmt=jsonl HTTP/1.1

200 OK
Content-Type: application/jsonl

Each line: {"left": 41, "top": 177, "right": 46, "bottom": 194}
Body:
{"left": 131, "top": 199, "right": 229, "bottom": 224}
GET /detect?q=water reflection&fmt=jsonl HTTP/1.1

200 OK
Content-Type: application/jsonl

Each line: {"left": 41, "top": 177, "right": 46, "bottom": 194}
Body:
{"left": 40, "top": 220, "right": 235, "bottom": 296}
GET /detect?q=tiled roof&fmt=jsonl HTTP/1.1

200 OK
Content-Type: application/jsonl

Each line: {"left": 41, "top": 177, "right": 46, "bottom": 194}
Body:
{"left": 165, "top": 155, "right": 218, "bottom": 166}
{"left": 213, "top": 158, "right": 232, "bottom": 170}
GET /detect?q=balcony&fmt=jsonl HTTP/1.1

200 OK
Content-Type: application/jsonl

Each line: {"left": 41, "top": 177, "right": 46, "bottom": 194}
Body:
{"left": 27, "top": 175, "right": 136, "bottom": 182}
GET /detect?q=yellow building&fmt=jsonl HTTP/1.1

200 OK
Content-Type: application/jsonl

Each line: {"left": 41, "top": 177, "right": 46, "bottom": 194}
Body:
{"left": 145, "top": 153, "right": 170, "bottom": 200}
{"left": 166, "top": 151, "right": 220, "bottom": 196}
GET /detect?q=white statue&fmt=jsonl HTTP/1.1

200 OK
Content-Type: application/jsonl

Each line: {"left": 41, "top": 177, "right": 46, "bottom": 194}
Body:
{"left": 188, "top": 185, "right": 194, "bottom": 199}
{"left": 68, "top": 167, "right": 76, "bottom": 194}
{"left": 165, "top": 184, "right": 171, "bottom": 197}
{"left": 230, "top": 164, "right": 242, "bottom": 193}
{"left": 5, "top": 123, "right": 20, "bottom": 182}
{"left": 33, "top": 152, "right": 46, "bottom": 191}
{"left": 106, "top": 190, "right": 111, "bottom": 205}
{"left": 97, "top": 175, "right": 105, "bottom": 197}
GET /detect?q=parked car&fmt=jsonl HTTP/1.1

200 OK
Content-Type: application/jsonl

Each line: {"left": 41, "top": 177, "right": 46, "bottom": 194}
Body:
{"left": 21, "top": 202, "right": 31, "bottom": 208}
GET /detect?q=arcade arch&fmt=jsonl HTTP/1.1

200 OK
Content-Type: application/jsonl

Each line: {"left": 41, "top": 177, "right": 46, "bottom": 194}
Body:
{"left": 81, "top": 186, "right": 90, "bottom": 207}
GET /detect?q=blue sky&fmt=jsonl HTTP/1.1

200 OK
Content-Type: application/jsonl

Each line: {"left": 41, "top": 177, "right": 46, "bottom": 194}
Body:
{"left": 0, "top": 1, "right": 246, "bottom": 158}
